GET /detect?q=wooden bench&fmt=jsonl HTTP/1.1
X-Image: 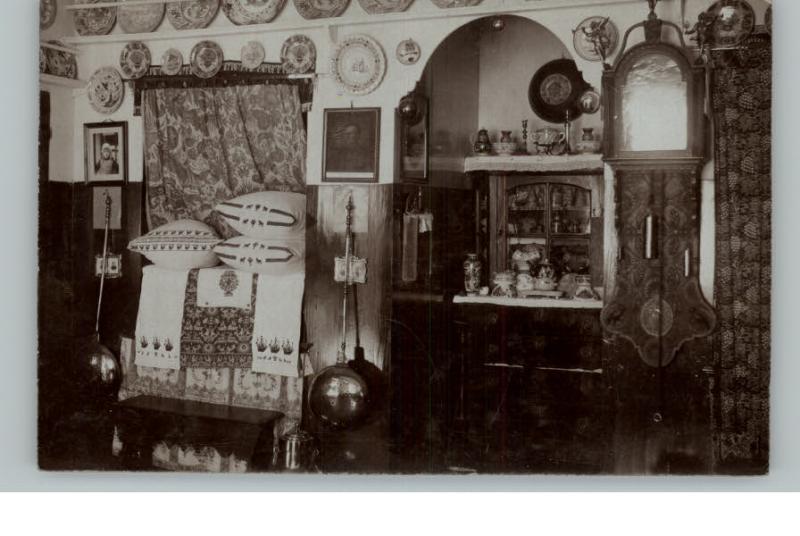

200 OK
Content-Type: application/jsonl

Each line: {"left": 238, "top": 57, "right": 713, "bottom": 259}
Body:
{"left": 113, "top": 395, "right": 284, "bottom": 472}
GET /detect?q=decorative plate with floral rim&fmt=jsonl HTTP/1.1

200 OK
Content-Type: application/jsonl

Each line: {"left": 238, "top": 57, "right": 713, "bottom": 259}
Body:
{"left": 40, "top": 0, "right": 57, "bottom": 30}
{"left": 221, "top": 0, "right": 286, "bottom": 24}
{"left": 161, "top": 48, "right": 184, "bottom": 75}
{"left": 707, "top": 0, "right": 755, "bottom": 47}
{"left": 293, "top": 0, "right": 349, "bottom": 20}
{"left": 118, "top": 0, "right": 165, "bottom": 33}
{"left": 572, "top": 16, "right": 618, "bottom": 62}
{"left": 241, "top": 41, "right": 265, "bottom": 70}
{"left": 331, "top": 34, "right": 386, "bottom": 96}
{"left": 430, "top": 0, "right": 481, "bottom": 8}
{"left": 166, "top": 0, "right": 220, "bottom": 30}
{"left": 281, "top": 35, "right": 316, "bottom": 74}
{"left": 46, "top": 42, "right": 78, "bottom": 79}
{"left": 120, "top": 41, "right": 151, "bottom": 79}
{"left": 88, "top": 67, "right": 125, "bottom": 114}
{"left": 73, "top": 0, "right": 117, "bottom": 36}
{"left": 357, "top": 0, "right": 413, "bottom": 15}
{"left": 190, "top": 40, "right": 224, "bottom": 78}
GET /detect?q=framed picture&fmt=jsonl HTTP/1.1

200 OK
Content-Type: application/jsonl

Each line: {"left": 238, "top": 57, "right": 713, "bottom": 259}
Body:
{"left": 84, "top": 121, "right": 128, "bottom": 184}
{"left": 322, "top": 108, "right": 380, "bottom": 183}
{"left": 398, "top": 94, "right": 428, "bottom": 183}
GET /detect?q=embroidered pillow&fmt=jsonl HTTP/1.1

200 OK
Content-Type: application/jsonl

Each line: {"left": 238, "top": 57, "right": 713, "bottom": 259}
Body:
{"left": 214, "top": 191, "right": 306, "bottom": 239}
{"left": 213, "top": 236, "right": 305, "bottom": 275}
{"left": 128, "top": 219, "right": 221, "bottom": 270}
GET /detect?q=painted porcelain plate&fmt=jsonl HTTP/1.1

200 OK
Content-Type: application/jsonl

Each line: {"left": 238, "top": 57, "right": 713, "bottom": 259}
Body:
{"left": 40, "top": 0, "right": 57, "bottom": 30}
{"left": 293, "top": 0, "right": 349, "bottom": 20}
{"left": 572, "top": 16, "right": 618, "bottom": 62}
{"left": 161, "top": 48, "right": 184, "bottom": 75}
{"left": 190, "top": 40, "right": 224, "bottom": 78}
{"left": 281, "top": 35, "right": 316, "bottom": 74}
{"left": 396, "top": 38, "right": 421, "bottom": 65}
{"left": 45, "top": 42, "right": 79, "bottom": 79}
{"left": 764, "top": 4, "right": 772, "bottom": 36}
{"left": 39, "top": 47, "right": 47, "bottom": 74}
{"left": 222, "top": 0, "right": 286, "bottom": 24}
{"left": 73, "top": 0, "right": 117, "bottom": 36}
{"left": 707, "top": 0, "right": 755, "bottom": 47}
{"left": 357, "top": 0, "right": 413, "bottom": 14}
{"left": 118, "top": 0, "right": 165, "bottom": 33}
{"left": 331, "top": 34, "right": 386, "bottom": 96}
{"left": 166, "top": 0, "right": 220, "bottom": 30}
{"left": 120, "top": 41, "right": 151, "bottom": 79}
{"left": 241, "top": 41, "right": 265, "bottom": 70}
{"left": 430, "top": 0, "right": 482, "bottom": 8}
{"left": 88, "top": 67, "right": 125, "bottom": 114}
{"left": 528, "top": 58, "right": 588, "bottom": 123}
{"left": 578, "top": 89, "right": 601, "bottom": 114}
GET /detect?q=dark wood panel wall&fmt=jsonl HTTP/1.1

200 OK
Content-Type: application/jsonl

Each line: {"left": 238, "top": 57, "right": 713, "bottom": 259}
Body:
{"left": 304, "top": 184, "right": 394, "bottom": 373}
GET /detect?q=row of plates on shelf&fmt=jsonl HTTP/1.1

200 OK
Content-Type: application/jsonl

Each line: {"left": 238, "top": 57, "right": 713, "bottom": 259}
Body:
{"left": 88, "top": 32, "right": 417, "bottom": 113}
{"left": 49, "top": 0, "right": 487, "bottom": 36}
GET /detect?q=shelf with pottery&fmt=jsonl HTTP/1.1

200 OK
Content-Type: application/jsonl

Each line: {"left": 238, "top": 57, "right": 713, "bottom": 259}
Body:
{"left": 452, "top": 294, "right": 603, "bottom": 309}
{"left": 60, "top": 0, "right": 640, "bottom": 46}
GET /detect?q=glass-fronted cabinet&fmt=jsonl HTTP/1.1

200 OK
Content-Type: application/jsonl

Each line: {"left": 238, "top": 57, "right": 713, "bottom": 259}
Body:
{"left": 489, "top": 175, "right": 603, "bottom": 281}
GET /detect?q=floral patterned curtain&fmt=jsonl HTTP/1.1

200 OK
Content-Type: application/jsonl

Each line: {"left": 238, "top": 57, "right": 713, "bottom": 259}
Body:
{"left": 143, "top": 84, "right": 306, "bottom": 235}
{"left": 711, "top": 35, "right": 771, "bottom": 472}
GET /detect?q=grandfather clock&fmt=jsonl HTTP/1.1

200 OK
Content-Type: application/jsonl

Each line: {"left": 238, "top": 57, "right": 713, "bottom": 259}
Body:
{"left": 600, "top": 3, "right": 716, "bottom": 473}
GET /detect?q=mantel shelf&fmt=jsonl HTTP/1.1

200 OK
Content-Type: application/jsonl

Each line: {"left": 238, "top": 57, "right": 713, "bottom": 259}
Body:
{"left": 40, "top": 74, "right": 87, "bottom": 89}
{"left": 464, "top": 153, "right": 604, "bottom": 174}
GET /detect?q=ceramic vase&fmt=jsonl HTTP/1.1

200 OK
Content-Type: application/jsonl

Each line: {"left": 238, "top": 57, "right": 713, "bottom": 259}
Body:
{"left": 463, "top": 253, "right": 482, "bottom": 295}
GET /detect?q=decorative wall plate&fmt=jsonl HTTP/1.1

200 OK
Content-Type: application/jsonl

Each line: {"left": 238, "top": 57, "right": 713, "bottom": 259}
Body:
{"left": 281, "top": 35, "right": 316, "bottom": 74}
{"left": 572, "top": 16, "right": 618, "bottom": 62}
{"left": 166, "top": 0, "right": 220, "bottom": 30}
{"left": 241, "top": 41, "right": 265, "bottom": 70}
{"left": 120, "top": 41, "right": 151, "bottom": 79}
{"left": 293, "top": 0, "right": 349, "bottom": 20}
{"left": 396, "top": 38, "right": 421, "bottom": 65}
{"left": 222, "top": 0, "right": 286, "bottom": 24}
{"left": 161, "top": 48, "right": 184, "bottom": 75}
{"left": 39, "top": 47, "right": 47, "bottom": 74}
{"left": 88, "top": 67, "right": 125, "bottom": 115}
{"left": 578, "top": 89, "right": 601, "bottom": 114}
{"left": 118, "top": 0, "right": 165, "bottom": 33}
{"left": 45, "top": 42, "right": 78, "bottom": 79}
{"left": 430, "top": 0, "right": 482, "bottom": 8}
{"left": 190, "top": 40, "right": 224, "bottom": 78}
{"left": 357, "top": 0, "right": 413, "bottom": 14}
{"left": 40, "top": 0, "right": 57, "bottom": 30}
{"left": 707, "top": 0, "right": 755, "bottom": 47}
{"left": 73, "top": 0, "right": 117, "bottom": 36}
{"left": 528, "top": 59, "right": 588, "bottom": 123}
{"left": 331, "top": 34, "right": 386, "bottom": 96}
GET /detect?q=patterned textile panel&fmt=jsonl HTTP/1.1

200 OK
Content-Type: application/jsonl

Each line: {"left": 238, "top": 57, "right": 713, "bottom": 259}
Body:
{"left": 180, "top": 270, "right": 256, "bottom": 369}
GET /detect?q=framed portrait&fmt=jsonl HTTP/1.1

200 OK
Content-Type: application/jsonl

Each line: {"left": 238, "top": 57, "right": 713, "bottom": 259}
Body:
{"left": 322, "top": 108, "right": 380, "bottom": 183}
{"left": 397, "top": 94, "right": 428, "bottom": 183}
{"left": 84, "top": 121, "right": 128, "bottom": 184}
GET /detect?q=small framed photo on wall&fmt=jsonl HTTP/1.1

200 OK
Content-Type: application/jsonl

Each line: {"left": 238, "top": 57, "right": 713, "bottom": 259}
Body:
{"left": 322, "top": 108, "right": 380, "bottom": 183}
{"left": 84, "top": 121, "right": 128, "bottom": 184}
